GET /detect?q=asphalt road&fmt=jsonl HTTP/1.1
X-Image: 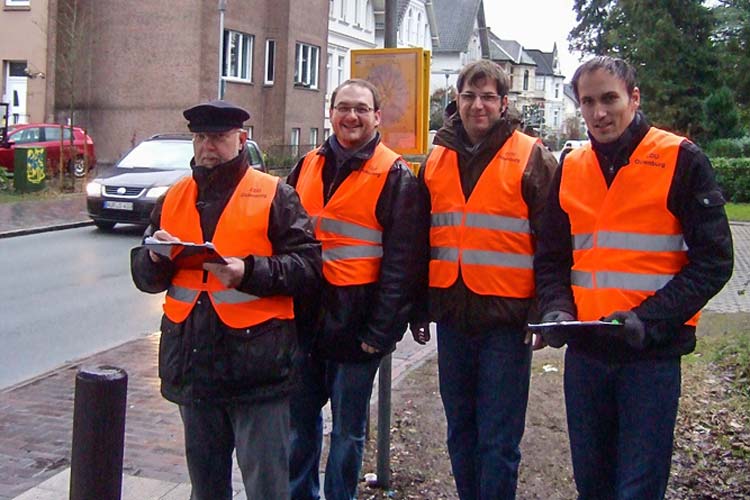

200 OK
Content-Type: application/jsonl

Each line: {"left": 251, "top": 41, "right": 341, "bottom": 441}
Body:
{"left": 0, "top": 224, "right": 163, "bottom": 389}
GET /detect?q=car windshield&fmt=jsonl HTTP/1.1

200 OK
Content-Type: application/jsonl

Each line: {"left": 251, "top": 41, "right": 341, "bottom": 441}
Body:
{"left": 118, "top": 140, "right": 194, "bottom": 170}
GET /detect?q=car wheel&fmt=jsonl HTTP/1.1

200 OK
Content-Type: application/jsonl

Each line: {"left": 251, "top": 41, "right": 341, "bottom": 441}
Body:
{"left": 72, "top": 157, "right": 87, "bottom": 178}
{"left": 93, "top": 220, "right": 116, "bottom": 231}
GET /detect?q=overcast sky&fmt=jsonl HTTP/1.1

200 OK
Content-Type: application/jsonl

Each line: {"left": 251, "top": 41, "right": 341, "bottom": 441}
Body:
{"left": 483, "top": 1, "right": 582, "bottom": 80}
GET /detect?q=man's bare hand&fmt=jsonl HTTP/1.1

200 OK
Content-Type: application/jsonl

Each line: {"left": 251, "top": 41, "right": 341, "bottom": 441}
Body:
{"left": 203, "top": 257, "right": 245, "bottom": 288}
{"left": 410, "top": 322, "right": 431, "bottom": 345}
{"left": 148, "top": 229, "right": 180, "bottom": 262}
{"left": 361, "top": 342, "right": 380, "bottom": 354}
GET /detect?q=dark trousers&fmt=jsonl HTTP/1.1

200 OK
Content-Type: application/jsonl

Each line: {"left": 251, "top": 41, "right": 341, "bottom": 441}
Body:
{"left": 289, "top": 354, "right": 381, "bottom": 500}
{"left": 179, "top": 398, "right": 290, "bottom": 500}
{"left": 437, "top": 322, "right": 532, "bottom": 500}
{"left": 564, "top": 349, "right": 681, "bottom": 500}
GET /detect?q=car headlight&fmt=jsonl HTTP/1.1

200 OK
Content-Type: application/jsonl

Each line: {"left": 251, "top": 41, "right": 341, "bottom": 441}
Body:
{"left": 86, "top": 181, "right": 102, "bottom": 197}
{"left": 145, "top": 186, "right": 169, "bottom": 199}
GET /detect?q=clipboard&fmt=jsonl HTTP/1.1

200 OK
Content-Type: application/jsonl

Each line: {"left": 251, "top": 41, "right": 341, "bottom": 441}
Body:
{"left": 143, "top": 237, "right": 227, "bottom": 268}
{"left": 526, "top": 320, "right": 623, "bottom": 332}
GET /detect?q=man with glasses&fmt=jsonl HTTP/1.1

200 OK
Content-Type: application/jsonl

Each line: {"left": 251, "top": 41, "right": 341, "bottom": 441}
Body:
{"left": 410, "top": 59, "right": 557, "bottom": 499}
{"left": 131, "top": 100, "right": 321, "bottom": 499}
{"left": 286, "top": 79, "right": 425, "bottom": 500}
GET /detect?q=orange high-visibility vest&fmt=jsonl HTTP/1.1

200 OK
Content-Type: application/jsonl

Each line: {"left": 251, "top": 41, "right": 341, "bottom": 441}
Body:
{"left": 423, "top": 131, "right": 538, "bottom": 297}
{"left": 161, "top": 168, "right": 293, "bottom": 328}
{"left": 560, "top": 127, "right": 699, "bottom": 326}
{"left": 295, "top": 142, "right": 399, "bottom": 285}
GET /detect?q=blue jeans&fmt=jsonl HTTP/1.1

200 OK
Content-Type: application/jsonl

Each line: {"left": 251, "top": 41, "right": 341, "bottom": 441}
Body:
{"left": 179, "top": 398, "right": 290, "bottom": 500}
{"left": 289, "top": 354, "right": 381, "bottom": 500}
{"left": 564, "top": 349, "right": 681, "bottom": 500}
{"left": 437, "top": 322, "right": 532, "bottom": 500}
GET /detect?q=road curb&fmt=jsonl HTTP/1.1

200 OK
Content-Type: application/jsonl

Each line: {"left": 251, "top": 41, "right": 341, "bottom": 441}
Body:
{"left": 0, "top": 220, "right": 93, "bottom": 239}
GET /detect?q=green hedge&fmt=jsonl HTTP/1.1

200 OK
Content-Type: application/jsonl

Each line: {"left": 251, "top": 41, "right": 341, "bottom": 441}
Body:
{"left": 714, "top": 157, "right": 750, "bottom": 202}
{"left": 705, "top": 137, "right": 750, "bottom": 158}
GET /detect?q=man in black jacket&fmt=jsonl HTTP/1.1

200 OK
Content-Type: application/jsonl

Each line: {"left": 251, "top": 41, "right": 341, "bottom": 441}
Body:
{"left": 534, "top": 56, "right": 733, "bottom": 498}
{"left": 410, "top": 60, "right": 557, "bottom": 499}
{"left": 286, "top": 79, "right": 425, "bottom": 500}
{"left": 131, "top": 100, "right": 321, "bottom": 500}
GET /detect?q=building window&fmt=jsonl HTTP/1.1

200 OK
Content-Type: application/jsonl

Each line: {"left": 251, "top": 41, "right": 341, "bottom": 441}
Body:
{"left": 310, "top": 128, "right": 319, "bottom": 147}
{"left": 264, "top": 39, "right": 276, "bottom": 85}
{"left": 247, "top": 126, "right": 254, "bottom": 139}
{"left": 327, "top": 52, "right": 334, "bottom": 93}
{"left": 5, "top": 0, "right": 30, "bottom": 6}
{"left": 340, "top": 0, "right": 346, "bottom": 19}
{"left": 291, "top": 128, "right": 301, "bottom": 156}
{"left": 535, "top": 76, "right": 545, "bottom": 91}
{"left": 324, "top": 128, "right": 331, "bottom": 139}
{"left": 329, "top": 0, "right": 334, "bottom": 18}
{"left": 223, "top": 30, "right": 253, "bottom": 81}
{"left": 354, "top": 0, "right": 361, "bottom": 25}
{"left": 555, "top": 83, "right": 560, "bottom": 98}
{"left": 553, "top": 110, "right": 559, "bottom": 128}
{"left": 295, "top": 42, "right": 320, "bottom": 89}
{"left": 337, "top": 55, "right": 345, "bottom": 87}
{"left": 523, "top": 70, "right": 529, "bottom": 91}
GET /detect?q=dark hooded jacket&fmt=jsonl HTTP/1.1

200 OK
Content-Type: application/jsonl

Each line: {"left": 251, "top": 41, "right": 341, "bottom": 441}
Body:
{"left": 131, "top": 147, "right": 322, "bottom": 404}
{"left": 287, "top": 133, "right": 428, "bottom": 362}
{"left": 413, "top": 102, "right": 558, "bottom": 335}
{"left": 534, "top": 111, "right": 734, "bottom": 361}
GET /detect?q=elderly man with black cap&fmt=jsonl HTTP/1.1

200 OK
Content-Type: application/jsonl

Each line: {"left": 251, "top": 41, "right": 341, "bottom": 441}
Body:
{"left": 131, "top": 100, "right": 321, "bottom": 499}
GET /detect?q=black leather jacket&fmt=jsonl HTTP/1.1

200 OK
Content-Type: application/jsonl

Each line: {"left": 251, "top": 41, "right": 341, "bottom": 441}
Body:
{"left": 534, "top": 112, "right": 734, "bottom": 361}
{"left": 287, "top": 134, "right": 428, "bottom": 362}
{"left": 131, "top": 148, "right": 322, "bottom": 404}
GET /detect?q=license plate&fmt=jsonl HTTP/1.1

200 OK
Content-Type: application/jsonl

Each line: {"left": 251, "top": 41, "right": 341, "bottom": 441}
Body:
{"left": 104, "top": 200, "right": 134, "bottom": 211}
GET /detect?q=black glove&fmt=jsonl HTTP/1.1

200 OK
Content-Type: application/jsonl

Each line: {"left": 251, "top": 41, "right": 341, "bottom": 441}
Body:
{"left": 540, "top": 310, "right": 575, "bottom": 348}
{"left": 602, "top": 310, "right": 647, "bottom": 350}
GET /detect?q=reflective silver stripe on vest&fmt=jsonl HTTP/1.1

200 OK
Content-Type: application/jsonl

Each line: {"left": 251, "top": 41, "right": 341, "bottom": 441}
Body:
{"left": 431, "top": 246, "right": 459, "bottom": 262}
{"left": 465, "top": 213, "right": 530, "bottom": 233}
{"left": 167, "top": 285, "right": 199, "bottom": 303}
{"left": 570, "top": 270, "right": 593, "bottom": 288}
{"left": 323, "top": 245, "right": 383, "bottom": 262}
{"left": 571, "top": 270, "right": 674, "bottom": 292}
{"left": 596, "top": 231, "right": 687, "bottom": 252}
{"left": 319, "top": 217, "right": 382, "bottom": 244}
{"left": 212, "top": 289, "right": 261, "bottom": 305}
{"left": 461, "top": 249, "right": 533, "bottom": 269}
{"left": 573, "top": 233, "right": 594, "bottom": 250}
{"left": 431, "top": 212, "right": 463, "bottom": 227}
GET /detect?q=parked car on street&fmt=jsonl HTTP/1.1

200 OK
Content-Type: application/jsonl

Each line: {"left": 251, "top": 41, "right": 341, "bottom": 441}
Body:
{"left": 0, "top": 123, "right": 96, "bottom": 177}
{"left": 86, "top": 134, "right": 266, "bottom": 230}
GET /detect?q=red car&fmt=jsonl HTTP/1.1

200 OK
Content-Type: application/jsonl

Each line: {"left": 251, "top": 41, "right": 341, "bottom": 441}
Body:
{"left": 0, "top": 123, "right": 96, "bottom": 177}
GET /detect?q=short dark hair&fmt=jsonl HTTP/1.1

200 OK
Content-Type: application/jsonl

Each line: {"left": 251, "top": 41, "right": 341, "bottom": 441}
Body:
{"left": 571, "top": 56, "right": 638, "bottom": 103}
{"left": 456, "top": 59, "right": 510, "bottom": 97}
{"left": 330, "top": 79, "right": 381, "bottom": 111}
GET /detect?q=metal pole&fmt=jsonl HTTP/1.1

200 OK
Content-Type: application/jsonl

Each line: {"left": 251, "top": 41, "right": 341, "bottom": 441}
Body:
{"left": 444, "top": 73, "right": 449, "bottom": 110}
{"left": 376, "top": 354, "right": 392, "bottom": 488}
{"left": 374, "top": 2, "right": 397, "bottom": 489}
{"left": 218, "top": 0, "right": 227, "bottom": 99}
{"left": 69, "top": 366, "right": 128, "bottom": 500}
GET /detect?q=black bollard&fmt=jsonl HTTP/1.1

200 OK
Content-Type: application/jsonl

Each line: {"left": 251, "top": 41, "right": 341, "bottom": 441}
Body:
{"left": 69, "top": 366, "right": 128, "bottom": 500}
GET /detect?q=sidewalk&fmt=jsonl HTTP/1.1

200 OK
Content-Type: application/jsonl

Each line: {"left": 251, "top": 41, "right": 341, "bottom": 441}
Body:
{"left": 0, "top": 194, "right": 436, "bottom": 499}
{"left": 2, "top": 195, "right": 749, "bottom": 499}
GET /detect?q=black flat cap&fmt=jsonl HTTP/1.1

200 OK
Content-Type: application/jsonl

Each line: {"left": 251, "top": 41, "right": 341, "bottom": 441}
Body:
{"left": 183, "top": 100, "right": 250, "bottom": 133}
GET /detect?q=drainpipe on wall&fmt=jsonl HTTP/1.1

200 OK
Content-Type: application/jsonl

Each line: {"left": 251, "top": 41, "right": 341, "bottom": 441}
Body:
{"left": 218, "top": 0, "right": 227, "bottom": 99}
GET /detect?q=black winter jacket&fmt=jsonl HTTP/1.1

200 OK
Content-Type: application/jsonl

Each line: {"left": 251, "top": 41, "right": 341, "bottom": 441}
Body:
{"left": 287, "top": 134, "right": 428, "bottom": 362}
{"left": 412, "top": 102, "right": 558, "bottom": 335}
{"left": 131, "top": 148, "right": 322, "bottom": 405}
{"left": 534, "top": 112, "right": 734, "bottom": 361}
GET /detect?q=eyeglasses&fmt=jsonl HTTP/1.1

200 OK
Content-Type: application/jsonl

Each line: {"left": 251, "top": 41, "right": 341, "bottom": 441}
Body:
{"left": 459, "top": 92, "right": 501, "bottom": 104}
{"left": 333, "top": 105, "right": 374, "bottom": 116}
{"left": 192, "top": 130, "right": 240, "bottom": 144}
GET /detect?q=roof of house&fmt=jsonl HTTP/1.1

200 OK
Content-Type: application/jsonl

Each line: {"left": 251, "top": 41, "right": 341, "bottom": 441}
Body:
{"left": 526, "top": 48, "right": 556, "bottom": 76}
{"left": 432, "top": 0, "right": 483, "bottom": 52}
{"left": 487, "top": 31, "right": 536, "bottom": 65}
